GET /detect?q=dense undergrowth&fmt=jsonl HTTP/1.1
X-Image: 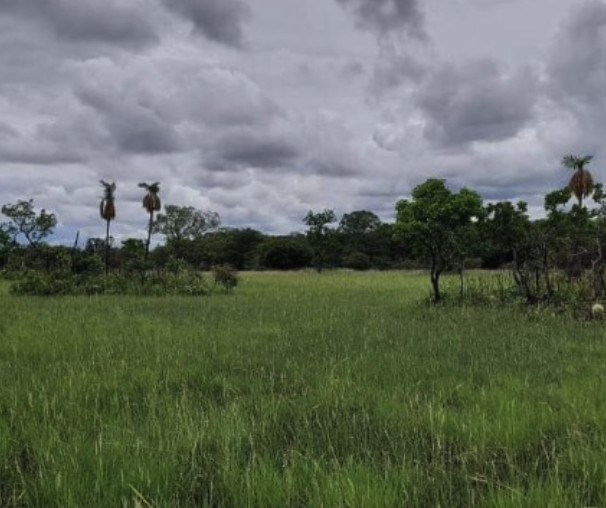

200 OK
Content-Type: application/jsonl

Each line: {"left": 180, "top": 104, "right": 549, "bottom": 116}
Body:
{"left": 440, "top": 270, "right": 605, "bottom": 320}
{"left": 1, "top": 271, "right": 605, "bottom": 507}
{"left": 8, "top": 264, "right": 239, "bottom": 296}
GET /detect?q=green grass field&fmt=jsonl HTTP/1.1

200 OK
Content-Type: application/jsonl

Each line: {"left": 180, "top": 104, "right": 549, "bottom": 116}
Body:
{"left": 1, "top": 271, "right": 606, "bottom": 507}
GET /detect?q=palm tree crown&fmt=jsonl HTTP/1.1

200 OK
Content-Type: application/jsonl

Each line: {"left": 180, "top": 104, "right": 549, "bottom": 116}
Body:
{"left": 99, "top": 180, "right": 117, "bottom": 221}
{"left": 138, "top": 182, "right": 161, "bottom": 213}
{"left": 563, "top": 154, "right": 594, "bottom": 207}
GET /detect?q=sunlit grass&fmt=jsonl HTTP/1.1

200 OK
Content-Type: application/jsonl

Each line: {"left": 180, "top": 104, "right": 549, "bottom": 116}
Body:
{"left": 1, "top": 271, "right": 606, "bottom": 506}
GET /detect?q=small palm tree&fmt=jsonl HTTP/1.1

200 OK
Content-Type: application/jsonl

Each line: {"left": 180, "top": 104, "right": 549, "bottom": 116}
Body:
{"left": 563, "top": 154, "right": 594, "bottom": 207}
{"left": 99, "top": 180, "right": 116, "bottom": 274}
{"left": 138, "top": 181, "right": 161, "bottom": 262}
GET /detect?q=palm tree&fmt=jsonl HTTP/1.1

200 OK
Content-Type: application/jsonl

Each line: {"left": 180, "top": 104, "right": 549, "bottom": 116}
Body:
{"left": 99, "top": 180, "right": 116, "bottom": 274}
{"left": 138, "top": 181, "right": 161, "bottom": 262}
{"left": 563, "top": 154, "right": 594, "bottom": 207}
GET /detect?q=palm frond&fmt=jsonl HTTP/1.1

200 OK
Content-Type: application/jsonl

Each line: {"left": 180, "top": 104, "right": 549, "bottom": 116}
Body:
{"left": 562, "top": 154, "right": 593, "bottom": 170}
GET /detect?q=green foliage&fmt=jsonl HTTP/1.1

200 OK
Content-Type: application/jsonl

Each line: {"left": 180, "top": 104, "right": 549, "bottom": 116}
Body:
{"left": 153, "top": 204, "right": 220, "bottom": 241}
{"left": 396, "top": 179, "right": 484, "bottom": 301}
{"left": 258, "top": 235, "right": 313, "bottom": 270}
{"left": 211, "top": 264, "right": 240, "bottom": 293}
{"left": 120, "top": 238, "right": 147, "bottom": 275}
{"left": 9, "top": 271, "right": 213, "bottom": 297}
{"left": 484, "top": 201, "right": 530, "bottom": 251}
{"left": 1, "top": 199, "right": 57, "bottom": 245}
{"left": 72, "top": 251, "right": 104, "bottom": 276}
{"left": 544, "top": 187, "right": 572, "bottom": 213}
{"left": 338, "top": 210, "right": 381, "bottom": 236}
{"left": 197, "top": 228, "right": 264, "bottom": 270}
{"left": 342, "top": 251, "right": 372, "bottom": 270}
{"left": 304, "top": 209, "right": 339, "bottom": 272}
{"left": 0, "top": 224, "right": 14, "bottom": 268}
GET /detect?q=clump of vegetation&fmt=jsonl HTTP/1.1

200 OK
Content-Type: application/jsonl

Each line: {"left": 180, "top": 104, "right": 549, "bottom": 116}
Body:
{"left": 211, "top": 264, "right": 239, "bottom": 293}
{"left": 9, "top": 271, "right": 214, "bottom": 297}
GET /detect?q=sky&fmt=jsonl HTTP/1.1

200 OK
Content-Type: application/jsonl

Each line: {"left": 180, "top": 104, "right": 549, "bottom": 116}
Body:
{"left": 0, "top": 0, "right": 605, "bottom": 243}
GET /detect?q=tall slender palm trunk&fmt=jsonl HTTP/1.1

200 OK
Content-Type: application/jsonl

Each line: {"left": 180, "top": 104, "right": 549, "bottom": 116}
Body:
{"left": 145, "top": 210, "right": 154, "bottom": 263}
{"left": 105, "top": 218, "right": 111, "bottom": 275}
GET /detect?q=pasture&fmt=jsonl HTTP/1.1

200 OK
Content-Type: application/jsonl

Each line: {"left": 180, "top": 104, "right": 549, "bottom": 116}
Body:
{"left": 1, "top": 271, "right": 606, "bottom": 507}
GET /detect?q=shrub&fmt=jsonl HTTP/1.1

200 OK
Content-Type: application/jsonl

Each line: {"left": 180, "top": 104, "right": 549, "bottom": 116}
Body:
{"left": 211, "top": 265, "right": 239, "bottom": 293}
{"left": 342, "top": 252, "right": 372, "bottom": 271}
{"left": 9, "top": 271, "right": 214, "bottom": 297}
{"left": 10, "top": 271, "right": 75, "bottom": 296}
{"left": 257, "top": 237, "right": 313, "bottom": 270}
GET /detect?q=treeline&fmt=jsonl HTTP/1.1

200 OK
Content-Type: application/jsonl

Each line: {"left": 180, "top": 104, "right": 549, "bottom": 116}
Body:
{"left": 0, "top": 207, "right": 409, "bottom": 274}
{"left": 0, "top": 154, "right": 603, "bottom": 307}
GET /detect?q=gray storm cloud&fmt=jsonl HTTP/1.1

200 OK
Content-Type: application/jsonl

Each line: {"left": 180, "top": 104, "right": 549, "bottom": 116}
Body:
{"left": 0, "top": 0, "right": 158, "bottom": 47}
{"left": 415, "top": 59, "right": 538, "bottom": 147}
{"left": 161, "top": 0, "right": 251, "bottom": 48}
{"left": 335, "top": 0, "right": 425, "bottom": 37}
{"left": 207, "top": 129, "right": 300, "bottom": 172}
{"left": 546, "top": 1, "right": 606, "bottom": 130}
{"left": 0, "top": 0, "right": 598, "bottom": 238}
{"left": 75, "top": 84, "right": 182, "bottom": 155}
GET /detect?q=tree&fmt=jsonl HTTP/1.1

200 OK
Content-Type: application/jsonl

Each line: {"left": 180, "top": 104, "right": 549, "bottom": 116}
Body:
{"left": 258, "top": 235, "right": 313, "bottom": 270}
{"left": 0, "top": 224, "right": 13, "bottom": 268}
{"left": 563, "top": 154, "right": 594, "bottom": 207}
{"left": 482, "top": 201, "right": 532, "bottom": 298}
{"left": 99, "top": 180, "right": 116, "bottom": 274}
{"left": 337, "top": 210, "right": 396, "bottom": 267}
{"left": 195, "top": 228, "right": 264, "bottom": 270}
{"left": 338, "top": 210, "right": 382, "bottom": 236}
{"left": 120, "top": 238, "right": 146, "bottom": 274}
{"left": 304, "top": 209, "right": 338, "bottom": 272}
{"left": 153, "top": 204, "right": 220, "bottom": 242}
{"left": 395, "top": 179, "right": 483, "bottom": 302}
{"left": 1, "top": 199, "right": 57, "bottom": 246}
{"left": 138, "top": 182, "right": 161, "bottom": 263}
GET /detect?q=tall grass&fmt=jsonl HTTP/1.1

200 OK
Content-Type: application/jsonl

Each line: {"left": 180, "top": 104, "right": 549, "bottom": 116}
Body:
{"left": 1, "top": 271, "right": 606, "bottom": 507}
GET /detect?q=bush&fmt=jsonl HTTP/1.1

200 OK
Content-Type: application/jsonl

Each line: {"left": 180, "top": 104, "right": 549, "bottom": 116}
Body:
{"left": 10, "top": 271, "right": 75, "bottom": 296}
{"left": 257, "top": 237, "right": 313, "bottom": 270}
{"left": 211, "top": 265, "right": 239, "bottom": 293}
{"left": 342, "top": 252, "right": 372, "bottom": 271}
{"left": 9, "top": 271, "right": 214, "bottom": 297}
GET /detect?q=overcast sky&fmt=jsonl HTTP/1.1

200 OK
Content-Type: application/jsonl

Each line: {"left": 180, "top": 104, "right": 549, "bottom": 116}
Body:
{"left": 0, "top": 0, "right": 604, "bottom": 243}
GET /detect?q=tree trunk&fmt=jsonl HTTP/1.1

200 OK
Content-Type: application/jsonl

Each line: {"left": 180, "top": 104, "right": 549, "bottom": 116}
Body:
{"left": 430, "top": 253, "right": 442, "bottom": 302}
{"left": 512, "top": 247, "right": 535, "bottom": 303}
{"left": 145, "top": 210, "right": 153, "bottom": 264}
{"left": 458, "top": 262, "right": 465, "bottom": 299}
{"left": 105, "top": 219, "right": 111, "bottom": 275}
{"left": 71, "top": 230, "right": 80, "bottom": 273}
{"left": 431, "top": 269, "right": 442, "bottom": 302}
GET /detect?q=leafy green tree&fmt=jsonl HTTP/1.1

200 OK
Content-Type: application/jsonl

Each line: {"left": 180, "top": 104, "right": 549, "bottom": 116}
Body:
{"left": 543, "top": 186, "right": 595, "bottom": 281}
{"left": 338, "top": 210, "right": 381, "bottom": 236}
{"left": 304, "top": 209, "right": 338, "bottom": 272}
{"left": 395, "top": 179, "right": 483, "bottom": 302}
{"left": 258, "top": 235, "right": 313, "bottom": 270}
{"left": 338, "top": 210, "right": 386, "bottom": 266}
{"left": 153, "top": 204, "right": 220, "bottom": 242}
{"left": 563, "top": 154, "right": 594, "bottom": 207}
{"left": 99, "top": 180, "right": 116, "bottom": 274}
{"left": 1, "top": 199, "right": 57, "bottom": 246}
{"left": 138, "top": 182, "right": 161, "bottom": 262}
{"left": 195, "top": 228, "right": 264, "bottom": 270}
{"left": 0, "top": 224, "right": 13, "bottom": 268}
{"left": 120, "top": 238, "right": 146, "bottom": 274}
{"left": 482, "top": 201, "right": 533, "bottom": 297}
